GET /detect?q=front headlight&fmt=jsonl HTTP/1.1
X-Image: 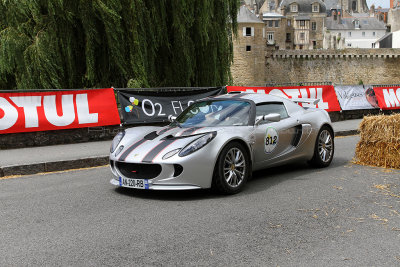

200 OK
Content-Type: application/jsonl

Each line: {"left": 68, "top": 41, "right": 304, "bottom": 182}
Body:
{"left": 179, "top": 132, "right": 217, "bottom": 157}
{"left": 110, "top": 131, "right": 125, "bottom": 153}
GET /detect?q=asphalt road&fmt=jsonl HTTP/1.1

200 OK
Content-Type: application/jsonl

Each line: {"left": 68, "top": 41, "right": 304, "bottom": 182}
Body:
{"left": 1, "top": 135, "right": 399, "bottom": 266}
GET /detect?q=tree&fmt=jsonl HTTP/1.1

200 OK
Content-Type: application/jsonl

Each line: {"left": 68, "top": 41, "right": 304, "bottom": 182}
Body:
{"left": 0, "top": 0, "right": 239, "bottom": 90}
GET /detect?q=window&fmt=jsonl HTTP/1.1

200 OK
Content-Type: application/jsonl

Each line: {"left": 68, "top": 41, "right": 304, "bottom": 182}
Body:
{"left": 288, "top": 20, "right": 291, "bottom": 26}
{"left": 354, "top": 20, "right": 360, "bottom": 29}
{"left": 372, "top": 43, "right": 376, "bottom": 48}
{"left": 246, "top": 45, "right": 251, "bottom": 51}
{"left": 256, "top": 103, "right": 289, "bottom": 122}
{"left": 275, "top": 20, "right": 279, "bottom": 27}
{"left": 347, "top": 43, "right": 352, "bottom": 47}
{"left": 312, "top": 4, "right": 319, "bottom": 12}
{"left": 267, "top": 32, "right": 274, "bottom": 44}
{"left": 300, "top": 20, "right": 305, "bottom": 26}
{"left": 300, "top": 32, "right": 305, "bottom": 40}
{"left": 312, "top": 22, "right": 316, "bottom": 31}
{"left": 362, "top": 32, "right": 365, "bottom": 37}
{"left": 373, "top": 31, "right": 376, "bottom": 36}
{"left": 245, "top": 27, "right": 252, "bottom": 36}
{"left": 286, "top": 33, "right": 291, "bottom": 41}
{"left": 290, "top": 4, "right": 298, "bottom": 12}
{"left": 268, "top": 20, "right": 273, "bottom": 27}
{"left": 348, "top": 31, "right": 352, "bottom": 37}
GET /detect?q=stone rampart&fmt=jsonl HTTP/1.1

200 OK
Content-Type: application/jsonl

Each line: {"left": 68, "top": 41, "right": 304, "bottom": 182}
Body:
{"left": 263, "top": 49, "right": 400, "bottom": 85}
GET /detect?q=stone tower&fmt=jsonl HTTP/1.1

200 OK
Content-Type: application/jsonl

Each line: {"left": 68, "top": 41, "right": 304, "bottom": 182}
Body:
{"left": 231, "top": 6, "right": 266, "bottom": 86}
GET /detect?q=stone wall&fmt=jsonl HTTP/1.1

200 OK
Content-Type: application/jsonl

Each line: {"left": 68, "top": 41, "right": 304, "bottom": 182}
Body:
{"left": 264, "top": 49, "right": 400, "bottom": 85}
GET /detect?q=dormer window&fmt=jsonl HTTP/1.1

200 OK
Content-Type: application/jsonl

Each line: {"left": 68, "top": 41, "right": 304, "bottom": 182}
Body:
{"left": 312, "top": 3, "right": 319, "bottom": 12}
{"left": 354, "top": 19, "right": 360, "bottom": 29}
{"left": 290, "top": 3, "right": 298, "bottom": 12}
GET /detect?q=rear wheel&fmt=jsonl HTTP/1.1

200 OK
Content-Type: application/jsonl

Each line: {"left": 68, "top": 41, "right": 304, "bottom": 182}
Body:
{"left": 309, "top": 125, "right": 334, "bottom": 168}
{"left": 213, "top": 142, "right": 250, "bottom": 194}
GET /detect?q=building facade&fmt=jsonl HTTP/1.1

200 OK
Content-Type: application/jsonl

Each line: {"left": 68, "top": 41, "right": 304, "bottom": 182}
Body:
{"left": 325, "top": 17, "right": 386, "bottom": 48}
{"left": 278, "top": 0, "right": 327, "bottom": 49}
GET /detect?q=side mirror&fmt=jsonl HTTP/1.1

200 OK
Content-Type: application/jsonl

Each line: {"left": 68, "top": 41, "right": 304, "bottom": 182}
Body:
{"left": 255, "top": 113, "right": 281, "bottom": 126}
{"left": 168, "top": 115, "right": 177, "bottom": 122}
{"left": 263, "top": 113, "right": 281, "bottom": 122}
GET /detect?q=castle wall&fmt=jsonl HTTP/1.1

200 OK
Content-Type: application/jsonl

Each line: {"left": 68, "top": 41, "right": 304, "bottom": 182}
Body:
{"left": 231, "top": 49, "right": 400, "bottom": 86}
{"left": 267, "top": 49, "right": 400, "bottom": 85}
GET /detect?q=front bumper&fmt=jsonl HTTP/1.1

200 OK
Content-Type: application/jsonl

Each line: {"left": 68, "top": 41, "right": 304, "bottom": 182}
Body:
{"left": 109, "top": 177, "right": 202, "bottom": 190}
{"left": 109, "top": 143, "right": 218, "bottom": 190}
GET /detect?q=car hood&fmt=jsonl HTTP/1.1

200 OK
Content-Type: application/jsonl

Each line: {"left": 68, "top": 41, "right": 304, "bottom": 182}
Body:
{"left": 114, "top": 125, "right": 235, "bottom": 163}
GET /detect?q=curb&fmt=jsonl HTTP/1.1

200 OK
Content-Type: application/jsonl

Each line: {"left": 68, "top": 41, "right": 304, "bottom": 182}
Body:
{"left": 0, "top": 130, "right": 359, "bottom": 178}
{"left": 335, "top": 129, "right": 359, "bottom": 137}
{"left": 0, "top": 156, "right": 108, "bottom": 178}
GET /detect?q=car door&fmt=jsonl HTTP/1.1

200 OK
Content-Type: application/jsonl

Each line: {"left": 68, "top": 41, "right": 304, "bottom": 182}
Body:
{"left": 253, "top": 102, "right": 300, "bottom": 169}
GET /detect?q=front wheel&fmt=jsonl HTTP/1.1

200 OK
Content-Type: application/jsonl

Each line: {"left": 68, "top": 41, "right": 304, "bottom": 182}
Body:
{"left": 213, "top": 142, "right": 250, "bottom": 194}
{"left": 309, "top": 126, "right": 334, "bottom": 168}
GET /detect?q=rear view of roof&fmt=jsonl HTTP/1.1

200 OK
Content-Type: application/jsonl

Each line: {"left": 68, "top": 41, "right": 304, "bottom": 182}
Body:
{"left": 237, "top": 5, "right": 265, "bottom": 23}
{"left": 279, "top": 0, "right": 327, "bottom": 13}
{"left": 325, "top": 17, "right": 386, "bottom": 30}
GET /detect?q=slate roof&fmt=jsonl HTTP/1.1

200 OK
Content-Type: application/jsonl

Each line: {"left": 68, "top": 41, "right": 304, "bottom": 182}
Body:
{"left": 323, "top": 0, "right": 340, "bottom": 11}
{"left": 279, "top": 0, "right": 327, "bottom": 13}
{"left": 325, "top": 17, "right": 387, "bottom": 30}
{"left": 237, "top": 5, "right": 264, "bottom": 23}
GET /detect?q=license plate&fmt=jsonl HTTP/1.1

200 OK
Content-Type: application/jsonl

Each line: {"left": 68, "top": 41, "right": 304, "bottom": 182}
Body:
{"left": 119, "top": 177, "right": 149, "bottom": 189}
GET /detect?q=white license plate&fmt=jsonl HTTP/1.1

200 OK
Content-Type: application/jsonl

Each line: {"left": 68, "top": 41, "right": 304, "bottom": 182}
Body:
{"left": 119, "top": 177, "right": 149, "bottom": 189}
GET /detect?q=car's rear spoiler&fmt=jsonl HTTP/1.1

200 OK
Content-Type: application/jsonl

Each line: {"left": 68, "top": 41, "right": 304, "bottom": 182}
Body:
{"left": 291, "top": 98, "right": 320, "bottom": 105}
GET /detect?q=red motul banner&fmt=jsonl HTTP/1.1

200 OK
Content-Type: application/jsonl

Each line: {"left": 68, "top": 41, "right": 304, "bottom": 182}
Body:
{"left": 0, "top": 88, "right": 121, "bottom": 134}
{"left": 227, "top": 85, "right": 341, "bottom": 112}
{"left": 374, "top": 86, "right": 400, "bottom": 110}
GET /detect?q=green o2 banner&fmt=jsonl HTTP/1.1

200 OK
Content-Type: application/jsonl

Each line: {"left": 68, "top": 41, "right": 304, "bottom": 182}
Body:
{"left": 117, "top": 87, "right": 224, "bottom": 124}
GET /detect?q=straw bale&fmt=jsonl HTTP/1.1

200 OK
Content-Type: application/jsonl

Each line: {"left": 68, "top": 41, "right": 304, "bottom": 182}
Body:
{"left": 355, "top": 141, "right": 400, "bottom": 169}
{"left": 356, "top": 114, "right": 400, "bottom": 169}
{"left": 359, "top": 114, "right": 400, "bottom": 143}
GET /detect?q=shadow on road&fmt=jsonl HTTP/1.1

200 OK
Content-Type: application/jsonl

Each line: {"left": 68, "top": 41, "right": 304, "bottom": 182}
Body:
{"left": 113, "top": 155, "right": 351, "bottom": 201}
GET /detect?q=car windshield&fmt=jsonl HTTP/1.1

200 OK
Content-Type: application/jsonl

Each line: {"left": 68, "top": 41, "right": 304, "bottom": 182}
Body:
{"left": 173, "top": 100, "right": 251, "bottom": 127}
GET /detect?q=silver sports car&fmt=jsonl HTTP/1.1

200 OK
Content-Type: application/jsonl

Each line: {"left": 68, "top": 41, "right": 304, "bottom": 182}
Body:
{"left": 110, "top": 93, "right": 334, "bottom": 194}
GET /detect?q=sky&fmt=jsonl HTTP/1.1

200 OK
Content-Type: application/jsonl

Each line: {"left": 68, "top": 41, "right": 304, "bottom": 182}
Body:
{"left": 366, "top": 0, "right": 390, "bottom": 8}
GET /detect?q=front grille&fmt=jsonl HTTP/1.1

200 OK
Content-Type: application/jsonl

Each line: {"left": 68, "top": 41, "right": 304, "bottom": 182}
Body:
{"left": 116, "top": 162, "right": 162, "bottom": 179}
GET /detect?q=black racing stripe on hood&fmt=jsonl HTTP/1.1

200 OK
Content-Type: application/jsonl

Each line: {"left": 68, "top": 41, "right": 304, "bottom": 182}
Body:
{"left": 157, "top": 127, "right": 175, "bottom": 135}
{"left": 118, "top": 139, "right": 147, "bottom": 161}
{"left": 142, "top": 139, "right": 176, "bottom": 163}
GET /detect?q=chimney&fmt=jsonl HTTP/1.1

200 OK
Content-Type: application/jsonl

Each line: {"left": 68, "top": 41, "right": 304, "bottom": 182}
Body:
{"left": 391, "top": 0, "right": 393, "bottom": 9}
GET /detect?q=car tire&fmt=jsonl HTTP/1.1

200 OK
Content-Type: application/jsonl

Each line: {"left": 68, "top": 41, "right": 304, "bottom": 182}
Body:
{"left": 213, "top": 142, "right": 250, "bottom": 194}
{"left": 309, "top": 125, "right": 334, "bottom": 168}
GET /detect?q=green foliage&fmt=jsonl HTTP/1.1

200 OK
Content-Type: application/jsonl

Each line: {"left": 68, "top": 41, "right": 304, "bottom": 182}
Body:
{"left": 0, "top": 0, "right": 239, "bottom": 89}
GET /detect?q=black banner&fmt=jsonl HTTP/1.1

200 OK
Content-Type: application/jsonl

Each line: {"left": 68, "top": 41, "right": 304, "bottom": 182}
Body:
{"left": 117, "top": 87, "right": 225, "bottom": 124}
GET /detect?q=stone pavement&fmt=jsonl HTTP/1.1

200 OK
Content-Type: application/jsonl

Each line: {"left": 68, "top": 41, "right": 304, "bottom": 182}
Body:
{"left": 0, "top": 119, "right": 362, "bottom": 177}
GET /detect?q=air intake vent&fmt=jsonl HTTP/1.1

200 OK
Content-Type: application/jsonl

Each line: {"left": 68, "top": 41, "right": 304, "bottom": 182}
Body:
{"left": 116, "top": 162, "right": 162, "bottom": 179}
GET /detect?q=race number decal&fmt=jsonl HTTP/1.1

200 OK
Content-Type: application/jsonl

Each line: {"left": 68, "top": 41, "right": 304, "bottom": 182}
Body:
{"left": 265, "top": 127, "right": 278, "bottom": 153}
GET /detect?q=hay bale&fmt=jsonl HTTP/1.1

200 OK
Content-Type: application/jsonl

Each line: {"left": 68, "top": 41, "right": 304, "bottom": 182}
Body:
{"left": 355, "top": 114, "right": 400, "bottom": 169}
{"left": 359, "top": 114, "right": 400, "bottom": 143}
